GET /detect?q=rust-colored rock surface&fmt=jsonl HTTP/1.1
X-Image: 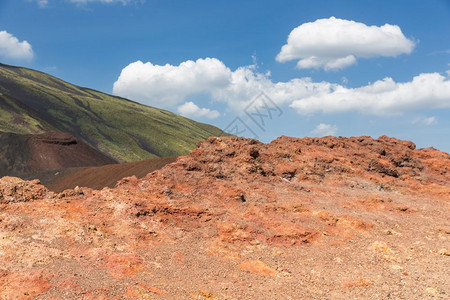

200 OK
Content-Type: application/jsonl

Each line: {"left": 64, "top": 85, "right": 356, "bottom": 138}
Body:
{"left": 0, "top": 135, "right": 449, "bottom": 299}
{"left": 0, "top": 177, "right": 52, "bottom": 204}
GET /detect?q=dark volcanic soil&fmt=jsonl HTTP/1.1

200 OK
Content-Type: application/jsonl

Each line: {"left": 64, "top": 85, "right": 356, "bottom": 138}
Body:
{"left": 0, "top": 131, "right": 116, "bottom": 178}
{"left": 43, "top": 156, "right": 177, "bottom": 192}
{"left": 0, "top": 135, "right": 449, "bottom": 299}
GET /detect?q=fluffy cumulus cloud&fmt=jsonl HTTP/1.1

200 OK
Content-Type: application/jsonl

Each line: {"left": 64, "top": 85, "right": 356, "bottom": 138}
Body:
{"left": 177, "top": 102, "right": 220, "bottom": 119}
{"left": 0, "top": 31, "right": 34, "bottom": 61}
{"left": 113, "top": 58, "right": 231, "bottom": 107}
{"left": 113, "top": 58, "right": 336, "bottom": 109}
{"left": 291, "top": 73, "right": 450, "bottom": 115}
{"left": 276, "top": 17, "right": 415, "bottom": 71}
{"left": 210, "top": 65, "right": 337, "bottom": 111}
{"left": 310, "top": 124, "right": 338, "bottom": 137}
{"left": 114, "top": 57, "right": 450, "bottom": 117}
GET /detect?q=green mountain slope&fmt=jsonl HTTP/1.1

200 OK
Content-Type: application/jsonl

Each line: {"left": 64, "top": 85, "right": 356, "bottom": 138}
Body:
{"left": 0, "top": 63, "right": 225, "bottom": 162}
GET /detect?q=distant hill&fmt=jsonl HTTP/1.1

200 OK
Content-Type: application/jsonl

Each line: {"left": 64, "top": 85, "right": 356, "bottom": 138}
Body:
{"left": 0, "top": 131, "right": 117, "bottom": 178}
{"left": 0, "top": 63, "right": 225, "bottom": 162}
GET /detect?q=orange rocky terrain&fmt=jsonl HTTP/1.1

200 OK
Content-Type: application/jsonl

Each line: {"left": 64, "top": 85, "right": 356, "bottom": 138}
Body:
{"left": 0, "top": 135, "right": 449, "bottom": 299}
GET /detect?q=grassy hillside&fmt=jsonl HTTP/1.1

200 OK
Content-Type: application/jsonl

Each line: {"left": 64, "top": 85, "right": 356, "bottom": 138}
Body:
{"left": 0, "top": 63, "right": 225, "bottom": 162}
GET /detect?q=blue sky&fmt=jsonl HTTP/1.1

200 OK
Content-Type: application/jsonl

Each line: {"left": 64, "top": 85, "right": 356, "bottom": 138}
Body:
{"left": 1, "top": 0, "right": 449, "bottom": 151}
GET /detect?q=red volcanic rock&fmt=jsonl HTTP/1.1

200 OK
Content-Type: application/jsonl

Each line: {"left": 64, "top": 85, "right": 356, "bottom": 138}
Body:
{"left": 0, "top": 176, "right": 52, "bottom": 203}
{"left": 0, "top": 135, "right": 449, "bottom": 299}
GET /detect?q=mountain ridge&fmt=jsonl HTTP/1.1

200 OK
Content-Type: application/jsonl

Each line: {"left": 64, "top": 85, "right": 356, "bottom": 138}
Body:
{"left": 0, "top": 62, "right": 225, "bottom": 162}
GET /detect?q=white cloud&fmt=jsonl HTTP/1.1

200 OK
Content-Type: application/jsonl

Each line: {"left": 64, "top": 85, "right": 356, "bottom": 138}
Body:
{"left": 113, "top": 58, "right": 336, "bottom": 110}
{"left": 422, "top": 116, "right": 437, "bottom": 126}
{"left": 0, "top": 31, "right": 34, "bottom": 61}
{"left": 177, "top": 102, "right": 220, "bottom": 119}
{"left": 210, "top": 65, "right": 336, "bottom": 111}
{"left": 310, "top": 123, "right": 338, "bottom": 136}
{"left": 412, "top": 116, "right": 437, "bottom": 126}
{"left": 291, "top": 73, "right": 450, "bottom": 115}
{"left": 113, "top": 58, "right": 231, "bottom": 107}
{"left": 114, "top": 57, "right": 450, "bottom": 117}
{"left": 276, "top": 17, "right": 415, "bottom": 71}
